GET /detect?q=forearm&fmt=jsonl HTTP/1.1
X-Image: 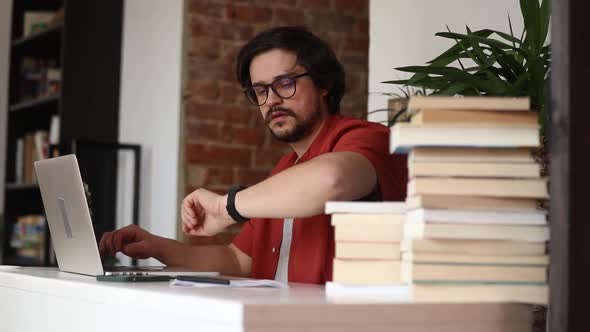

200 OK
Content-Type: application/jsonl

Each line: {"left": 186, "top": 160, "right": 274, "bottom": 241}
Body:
{"left": 153, "top": 237, "right": 246, "bottom": 277}
{"left": 235, "top": 152, "right": 376, "bottom": 219}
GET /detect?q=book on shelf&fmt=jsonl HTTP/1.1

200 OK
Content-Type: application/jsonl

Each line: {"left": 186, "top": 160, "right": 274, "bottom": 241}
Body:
{"left": 411, "top": 108, "right": 538, "bottom": 126}
{"left": 15, "top": 130, "right": 50, "bottom": 184}
{"left": 401, "top": 238, "right": 546, "bottom": 256}
{"left": 406, "top": 195, "right": 541, "bottom": 212}
{"left": 408, "top": 147, "right": 535, "bottom": 164}
{"left": 23, "top": 11, "right": 55, "bottom": 37}
{"left": 333, "top": 259, "right": 403, "bottom": 284}
{"left": 49, "top": 115, "right": 60, "bottom": 145}
{"left": 15, "top": 138, "right": 24, "bottom": 183}
{"left": 9, "top": 215, "right": 47, "bottom": 262}
{"left": 390, "top": 123, "right": 540, "bottom": 153}
{"left": 401, "top": 252, "right": 549, "bottom": 266}
{"left": 404, "top": 223, "right": 550, "bottom": 242}
{"left": 325, "top": 282, "right": 548, "bottom": 304}
{"left": 335, "top": 222, "right": 404, "bottom": 242}
{"left": 19, "top": 57, "right": 61, "bottom": 102}
{"left": 23, "top": 133, "right": 35, "bottom": 183}
{"left": 401, "top": 261, "right": 547, "bottom": 284}
{"left": 407, "top": 177, "right": 549, "bottom": 199}
{"left": 325, "top": 201, "right": 406, "bottom": 215}
{"left": 408, "top": 161, "right": 541, "bottom": 178}
{"left": 407, "top": 96, "right": 531, "bottom": 111}
{"left": 406, "top": 208, "right": 547, "bottom": 226}
{"left": 336, "top": 242, "right": 402, "bottom": 260}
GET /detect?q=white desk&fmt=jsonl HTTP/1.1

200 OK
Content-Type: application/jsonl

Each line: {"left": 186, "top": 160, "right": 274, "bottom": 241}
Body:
{"left": 0, "top": 267, "right": 534, "bottom": 332}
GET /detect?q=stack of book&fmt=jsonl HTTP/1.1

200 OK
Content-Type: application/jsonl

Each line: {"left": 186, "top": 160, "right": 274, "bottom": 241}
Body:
{"left": 391, "top": 96, "right": 549, "bottom": 304}
{"left": 326, "top": 201, "right": 405, "bottom": 285}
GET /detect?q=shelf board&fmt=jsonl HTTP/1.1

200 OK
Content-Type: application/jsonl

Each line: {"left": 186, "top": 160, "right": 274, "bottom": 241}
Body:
{"left": 12, "top": 24, "right": 63, "bottom": 48}
{"left": 9, "top": 94, "right": 60, "bottom": 112}
{"left": 5, "top": 182, "right": 39, "bottom": 191}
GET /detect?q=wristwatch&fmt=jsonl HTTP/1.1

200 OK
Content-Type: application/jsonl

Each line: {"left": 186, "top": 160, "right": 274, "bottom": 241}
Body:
{"left": 226, "top": 185, "right": 250, "bottom": 223}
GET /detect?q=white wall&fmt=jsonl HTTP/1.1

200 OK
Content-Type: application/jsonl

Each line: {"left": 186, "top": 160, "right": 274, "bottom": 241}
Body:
{"left": 0, "top": 0, "right": 12, "bottom": 214}
{"left": 368, "top": 0, "right": 524, "bottom": 123}
{"left": 118, "top": 0, "right": 184, "bottom": 252}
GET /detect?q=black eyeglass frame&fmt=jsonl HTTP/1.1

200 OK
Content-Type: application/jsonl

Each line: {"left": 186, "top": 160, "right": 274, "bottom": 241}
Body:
{"left": 244, "top": 72, "right": 310, "bottom": 106}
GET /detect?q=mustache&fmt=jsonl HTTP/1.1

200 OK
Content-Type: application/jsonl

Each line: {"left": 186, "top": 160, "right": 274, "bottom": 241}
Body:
{"left": 265, "top": 107, "right": 296, "bottom": 124}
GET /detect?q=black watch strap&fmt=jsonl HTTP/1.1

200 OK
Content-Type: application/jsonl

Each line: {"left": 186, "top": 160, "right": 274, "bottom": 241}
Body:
{"left": 226, "top": 185, "right": 249, "bottom": 223}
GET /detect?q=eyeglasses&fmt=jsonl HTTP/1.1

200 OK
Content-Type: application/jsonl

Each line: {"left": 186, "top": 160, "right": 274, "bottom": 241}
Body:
{"left": 244, "top": 72, "right": 310, "bottom": 106}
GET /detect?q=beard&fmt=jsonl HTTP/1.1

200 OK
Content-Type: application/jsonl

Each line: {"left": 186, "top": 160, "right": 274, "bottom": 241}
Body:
{"left": 265, "top": 106, "right": 322, "bottom": 143}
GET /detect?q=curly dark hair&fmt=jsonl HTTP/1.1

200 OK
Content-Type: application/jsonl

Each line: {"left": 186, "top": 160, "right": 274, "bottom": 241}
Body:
{"left": 236, "top": 26, "right": 345, "bottom": 114}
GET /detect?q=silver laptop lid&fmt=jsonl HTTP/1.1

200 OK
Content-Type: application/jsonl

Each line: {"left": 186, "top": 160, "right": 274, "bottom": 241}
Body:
{"left": 35, "top": 155, "right": 104, "bottom": 276}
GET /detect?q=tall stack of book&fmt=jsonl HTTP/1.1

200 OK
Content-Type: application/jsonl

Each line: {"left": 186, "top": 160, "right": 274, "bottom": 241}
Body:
{"left": 326, "top": 201, "right": 405, "bottom": 286}
{"left": 391, "top": 96, "right": 549, "bottom": 304}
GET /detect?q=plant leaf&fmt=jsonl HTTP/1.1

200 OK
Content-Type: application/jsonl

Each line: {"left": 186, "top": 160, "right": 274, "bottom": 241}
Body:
{"left": 428, "top": 30, "right": 494, "bottom": 64}
{"left": 539, "top": 0, "right": 550, "bottom": 46}
{"left": 435, "top": 32, "right": 530, "bottom": 58}
{"left": 508, "top": 14, "right": 517, "bottom": 48}
{"left": 395, "top": 66, "right": 492, "bottom": 92}
{"left": 520, "top": 0, "right": 541, "bottom": 53}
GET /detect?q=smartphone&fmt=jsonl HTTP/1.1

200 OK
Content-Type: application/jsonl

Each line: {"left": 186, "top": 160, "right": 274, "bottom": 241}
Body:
{"left": 175, "top": 275, "right": 230, "bottom": 285}
{"left": 96, "top": 275, "right": 171, "bottom": 282}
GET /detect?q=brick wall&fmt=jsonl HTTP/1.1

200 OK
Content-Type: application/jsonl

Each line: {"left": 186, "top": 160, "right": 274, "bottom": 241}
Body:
{"left": 183, "top": 0, "right": 369, "bottom": 244}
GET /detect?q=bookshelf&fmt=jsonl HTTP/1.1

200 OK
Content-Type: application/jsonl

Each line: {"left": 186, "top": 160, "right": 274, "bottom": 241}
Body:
{"left": 2, "top": 0, "right": 123, "bottom": 266}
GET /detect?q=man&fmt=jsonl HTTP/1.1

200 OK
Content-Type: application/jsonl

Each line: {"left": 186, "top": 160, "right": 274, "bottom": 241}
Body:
{"left": 99, "top": 26, "right": 407, "bottom": 284}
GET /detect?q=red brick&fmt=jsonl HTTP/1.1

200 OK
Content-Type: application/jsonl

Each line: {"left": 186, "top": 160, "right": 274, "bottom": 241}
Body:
{"left": 356, "top": 18, "right": 368, "bottom": 35}
{"left": 300, "top": 0, "right": 331, "bottom": 9}
{"left": 254, "top": 0, "right": 298, "bottom": 7}
{"left": 186, "top": 122, "right": 220, "bottom": 142}
{"left": 344, "top": 36, "right": 369, "bottom": 52}
{"left": 188, "top": 62, "right": 228, "bottom": 81}
{"left": 186, "top": 79, "right": 220, "bottom": 101}
{"left": 334, "top": 0, "right": 367, "bottom": 14}
{"left": 187, "top": 37, "right": 222, "bottom": 61}
{"left": 226, "top": 4, "right": 272, "bottom": 22}
{"left": 189, "top": 0, "right": 225, "bottom": 19}
{"left": 226, "top": 125, "right": 266, "bottom": 145}
{"left": 340, "top": 52, "right": 368, "bottom": 66}
{"left": 203, "top": 167, "right": 234, "bottom": 186}
{"left": 192, "top": 20, "right": 254, "bottom": 41}
{"left": 254, "top": 148, "right": 287, "bottom": 168}
{"left": 186, "top": 102, "right": 252, "bottom": 125}
{"left": 306, "top": 12, "right": 355, "bottom": 33}
{"left": 186, "top": 143, "right": 252, "bottom": 167}
{"left": 218, "top": 81, "right": 243, "bottom": 104}
{"left": 273, "top": 8, "right": 305, "bottom": 26}
{"left": 235, "top": 168, "right": 270, "bottom": 186}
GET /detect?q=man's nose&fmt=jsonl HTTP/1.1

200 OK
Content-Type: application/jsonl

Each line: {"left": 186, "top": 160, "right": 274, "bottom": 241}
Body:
{"left": 265, "top": 88, "right": 283, "bottom": 107}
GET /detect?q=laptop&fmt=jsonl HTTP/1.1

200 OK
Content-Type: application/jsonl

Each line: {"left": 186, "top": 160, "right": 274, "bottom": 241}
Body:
{"left": 34, "top": 154, "right": 219, "bottom": 277}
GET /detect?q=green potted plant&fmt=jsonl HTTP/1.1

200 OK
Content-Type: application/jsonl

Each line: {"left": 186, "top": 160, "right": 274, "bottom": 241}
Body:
{"left": 384, "top": 0, "right": 550, "bottom": 135}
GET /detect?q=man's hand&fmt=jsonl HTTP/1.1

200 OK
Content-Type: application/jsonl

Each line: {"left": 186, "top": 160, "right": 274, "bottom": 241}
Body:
{"left": 181, "top": 188, "right": 236, "bottom": 236}
{"left": 99, "top": 224, "right": 160, "bottom": 259}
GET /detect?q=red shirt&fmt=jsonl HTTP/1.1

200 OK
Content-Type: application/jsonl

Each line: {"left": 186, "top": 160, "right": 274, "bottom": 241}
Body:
{"left": 232, "top": 114, "right": 408, "bottom": 284}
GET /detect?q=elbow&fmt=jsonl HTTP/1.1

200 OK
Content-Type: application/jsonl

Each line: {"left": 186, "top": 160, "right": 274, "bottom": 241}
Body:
{"left": 316, "top": 156, "right": 378, "bottom": 202}
{"left": 318, "top": 162, "right": 349, "bottom": 201}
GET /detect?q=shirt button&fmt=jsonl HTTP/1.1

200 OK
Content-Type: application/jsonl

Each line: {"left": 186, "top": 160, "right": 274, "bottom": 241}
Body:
{"left": 272, "top": 247, "right": 276, "bottom": 253}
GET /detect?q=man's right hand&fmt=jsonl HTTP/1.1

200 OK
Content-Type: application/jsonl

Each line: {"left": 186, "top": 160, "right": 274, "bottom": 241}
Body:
{"left": 99, "top": 224, "right": 160, "bottom": 259}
